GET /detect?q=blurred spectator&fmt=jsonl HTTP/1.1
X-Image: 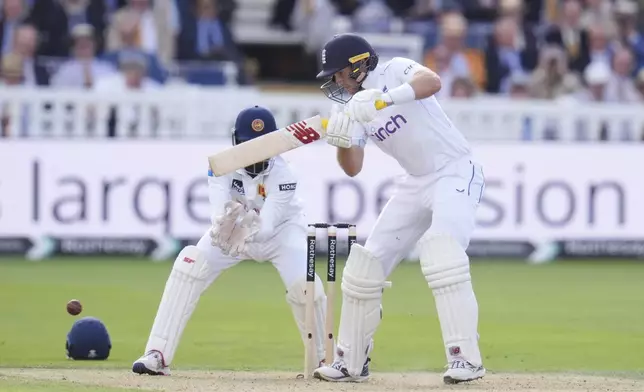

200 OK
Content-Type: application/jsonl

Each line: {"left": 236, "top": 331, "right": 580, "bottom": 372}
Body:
{"left": 292, "top": 0, "right": 336, "bottom": 55}
{"left": 50, "top": 24, "right": 117, "bottom": 88}
{"left": 635, "top": 68, "right": 644, "bottom": 99}
{"left": 0, "top": 53, "right": 27, "bottom": 137}
{"left": 450, "top": 76, "right": 479, "bottom": 97}
{"left": 544, "top": 0, "right": 590, "bottom": 73}
{"left": 28, "top": 0, "right": 107, "bottom": 56}
{"left": 604, "top": 47, "right": 641, "bottom": 101}
{"left": 576, "top": 60, "right": 610, "bottom": 101}
{"left": 460, "top": 0, "right": 498, "bottom": 22}
{"left": 94, "top": 52, "right": 160, "bottom": 137}
{"left": 424, "top": 12, "right": 485, "bottom": 90}
{"left": 485, "top": 16, "right": 538, "bottom": 93}
{"left": 11, "top": 24, "right": 49, "bottom": 85}
{"left": 95, "top": 51, "right": 160, "bottom": 91}
{"left": 528, "top": 45, "right": 580, "bottom": 99}
{"left": 1, "top": 0, "right": 30, "bottom": 55}
{"left": 176, "top": 0, "right": 240, "bottom": 61}
{"left": 613, "top": 0, "right": 644, "bottom": 73}
{"left": 353, "top": 0, "right": 394, "bottom": 33}
{"left": 102, "top": 10, "right": 167, "bottom": 83}
{"left": 580, "top": 0, "right": 613, "bottom": 29}
{"left": 587, "top": 22, "right": 615, "bottom": 66}
{"left": 508, "top": 72, "right": 530, "bottom": 98}
{"left": 106, "top": 0, "right": 178, "bottom": 67}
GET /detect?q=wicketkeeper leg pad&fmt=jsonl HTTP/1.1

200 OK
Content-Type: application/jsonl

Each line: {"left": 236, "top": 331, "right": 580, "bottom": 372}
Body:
{"left": 144, "top": 245, "right": 214, "bottom": 366}
{"left": 337, "top": 244, "right": 387, "bottom": 377}
{"left": 420, "top": 233, "right": 482, "bottom": 365}
{"left": 286, "top": 276, "right": 327, "bottom": 363}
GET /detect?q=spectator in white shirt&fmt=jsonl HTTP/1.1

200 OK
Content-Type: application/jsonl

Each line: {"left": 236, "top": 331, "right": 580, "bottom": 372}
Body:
{"left": 604, "top": 46, "right": 641, "bottom": 103}
{"left": 51, "top": 24, "right": 117, "bottom": 88}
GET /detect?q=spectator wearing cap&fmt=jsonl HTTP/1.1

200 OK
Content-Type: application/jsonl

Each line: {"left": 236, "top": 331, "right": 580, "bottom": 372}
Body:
{"left": 528, "top": 45, "right": 580, "bottom": 99}
{"left": 27, "top": 0, "right": 107, "bottom": 56}
{"left": 94, "top": 51, "right": 161, "bottom": 137}
{"left": 424, "top": 11, "right": 485, "bottom": 91}
{"left": 50, "top": 24, "right": 117, "bottom": 88}
{"left": 576, "top": 60, "right": 611, "bottom": 102}
{"left": 101, "top": 8, "right": 167, "bottom": 83}
{"left": 0, "top": 0, "right": 30, "bottom": 55}
{"left": 95, "top": 51, "right": 160, "bottom": 91}
{"left": 106, "top": 0, "right": 178, "bottom": 68}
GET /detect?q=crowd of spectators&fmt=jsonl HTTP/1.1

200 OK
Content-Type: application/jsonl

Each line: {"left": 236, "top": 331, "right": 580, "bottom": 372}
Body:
{"left": 0, "top": 0, "right": 242, "bottom": 92}
{"left": 276, "top": 0, "right": 644, "bottom": 103}
{"left": 1, "top": 0, "right": 643, "bottom": 105}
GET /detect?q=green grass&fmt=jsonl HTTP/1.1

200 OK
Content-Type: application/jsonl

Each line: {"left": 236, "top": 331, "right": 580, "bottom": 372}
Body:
{"left": 0, "top": 257, "right": 643, "bottom": 377}
{"left": 0, "top": 376, "right": 146, "bottom": 392}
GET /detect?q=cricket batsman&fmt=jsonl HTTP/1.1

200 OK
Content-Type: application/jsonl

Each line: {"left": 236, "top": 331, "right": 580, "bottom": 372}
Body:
{"left": 132, "top": 105, "right": 329, "bottom": 375}
{"left": 312, "top": 33, "right": 487, "bottom": 384}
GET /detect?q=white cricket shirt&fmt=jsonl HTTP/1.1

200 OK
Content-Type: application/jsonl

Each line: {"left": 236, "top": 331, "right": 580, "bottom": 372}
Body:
{"left": 351, "top": 57, "right": 471, "bottom": 176}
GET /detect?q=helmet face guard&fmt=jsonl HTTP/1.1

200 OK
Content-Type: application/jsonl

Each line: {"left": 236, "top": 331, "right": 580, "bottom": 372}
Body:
{"left": 318, "top": 52, "right": 378, "bottom": 104}
{"left": 232, "top": 133, "right": 272, "bottom": 177}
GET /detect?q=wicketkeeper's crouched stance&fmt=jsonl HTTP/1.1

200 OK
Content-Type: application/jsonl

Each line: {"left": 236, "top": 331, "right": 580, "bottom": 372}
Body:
{"left": 132, "top": 106, "right": 329, "bottom": 375}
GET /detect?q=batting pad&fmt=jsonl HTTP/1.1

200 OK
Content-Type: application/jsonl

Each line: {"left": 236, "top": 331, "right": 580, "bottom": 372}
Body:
{"left": 338, "top": 244, "right": 386, "bottom": 376}
{"left": 145, "top": 245, "right": 213, "bottom": 365}
{"left": 286, "top": 276, "right": 327, "bottom": 363}
{"left": 420, "top": 233, "right": 482, "bottom": 365}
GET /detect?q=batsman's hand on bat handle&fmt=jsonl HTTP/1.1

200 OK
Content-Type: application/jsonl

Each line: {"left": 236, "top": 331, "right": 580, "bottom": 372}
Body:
{"left": 320, "top": 99, "right": 388, "bottom": 130}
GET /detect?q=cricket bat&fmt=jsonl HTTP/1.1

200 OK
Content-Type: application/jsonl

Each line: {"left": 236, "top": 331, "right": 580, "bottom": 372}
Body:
{"left": 207, "top": 100, "right": 388, "bottom": 177}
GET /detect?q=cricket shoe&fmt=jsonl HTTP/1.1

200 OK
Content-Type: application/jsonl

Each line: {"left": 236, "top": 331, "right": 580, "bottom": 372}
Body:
{"left": 313, "top": 356, "right": 370, "bottom": 382}
{"left": 443, "top": 358, "right": 486, "bottom": 384}
{"left": 132, "top": 350, "right": 171, "bottom": 376}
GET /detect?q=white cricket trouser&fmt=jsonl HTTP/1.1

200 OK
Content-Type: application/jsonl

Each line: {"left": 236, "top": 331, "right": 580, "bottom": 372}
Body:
{"left": 365, "top": 156, "right": 485, "bottom": 274}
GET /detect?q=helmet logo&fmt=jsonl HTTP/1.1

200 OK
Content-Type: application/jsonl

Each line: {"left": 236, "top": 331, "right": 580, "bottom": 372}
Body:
{"left": 251, "top": 119, "right": 265, "bottom": 132}
{"left": 322, "top": 49, "right": 326, "bottom": 64}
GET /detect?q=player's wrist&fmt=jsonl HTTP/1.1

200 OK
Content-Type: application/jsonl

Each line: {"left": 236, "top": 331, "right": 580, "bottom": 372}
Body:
{"left": 384, "top": 83, "right": 416, "bottom": 105}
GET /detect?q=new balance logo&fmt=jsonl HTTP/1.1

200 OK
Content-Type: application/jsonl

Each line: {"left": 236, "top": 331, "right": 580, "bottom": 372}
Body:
{"left": 286, "top": 122, "right": 321, "bottom": 144}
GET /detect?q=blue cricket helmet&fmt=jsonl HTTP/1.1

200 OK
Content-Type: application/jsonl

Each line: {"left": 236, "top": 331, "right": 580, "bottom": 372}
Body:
{"left": 66, "top": 317, "right": 111, "bottom": 360}
{"left": 232, "top": 105, "right": 278, "bottom": 176}
{"left": 316, "top": 33, "right": 379, "bottom": 104}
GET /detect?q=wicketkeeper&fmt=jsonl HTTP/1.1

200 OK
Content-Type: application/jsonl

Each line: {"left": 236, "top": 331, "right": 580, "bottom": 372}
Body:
{"left": 132, "top": 105, "right": 329, "bottom": 375}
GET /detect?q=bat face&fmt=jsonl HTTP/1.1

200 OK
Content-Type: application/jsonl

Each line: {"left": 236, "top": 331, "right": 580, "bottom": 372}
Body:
{"left": 208, "top": 116, "right": 325, "bottom": 177}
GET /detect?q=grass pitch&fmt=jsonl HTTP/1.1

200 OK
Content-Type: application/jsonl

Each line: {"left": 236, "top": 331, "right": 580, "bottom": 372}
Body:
{"left": 0, "top": 257, "right": 643, "bottom": 391}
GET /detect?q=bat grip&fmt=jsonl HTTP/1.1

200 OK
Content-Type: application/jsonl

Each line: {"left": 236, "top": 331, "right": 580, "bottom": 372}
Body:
{"left": 321, "top": 100, "right": 389, "bottom": 129}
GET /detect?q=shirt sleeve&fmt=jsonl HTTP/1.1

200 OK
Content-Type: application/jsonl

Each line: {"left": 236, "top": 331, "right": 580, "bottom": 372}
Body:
{"left": 351, "top": 121, "right": 369, "bottom": 147}
{"left": 207, "top": 169, "right": 231, "bottom": 224}
{"left": 253, "top": 163, "right": 298, "bottom": 242}
{"left": 385, "top": 57, "right": 424, "bottom": 85}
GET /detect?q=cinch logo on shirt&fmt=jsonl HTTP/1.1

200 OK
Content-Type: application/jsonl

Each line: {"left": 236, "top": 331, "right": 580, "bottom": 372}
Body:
{"left": 372, "top": 114, "right": 408, "bottom": 141}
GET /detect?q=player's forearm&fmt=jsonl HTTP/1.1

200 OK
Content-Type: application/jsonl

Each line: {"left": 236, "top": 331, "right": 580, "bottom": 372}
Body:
{"left": 336, "top": 146, "right": 364, "bottom": 177}
{"left": 385, "top": 69, "right": 442, "bottom": 104}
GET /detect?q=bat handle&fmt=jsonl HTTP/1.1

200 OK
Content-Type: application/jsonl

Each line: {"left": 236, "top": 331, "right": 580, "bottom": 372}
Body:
{"left": 321, "top": 100, "right": 389, "bottom": 129}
